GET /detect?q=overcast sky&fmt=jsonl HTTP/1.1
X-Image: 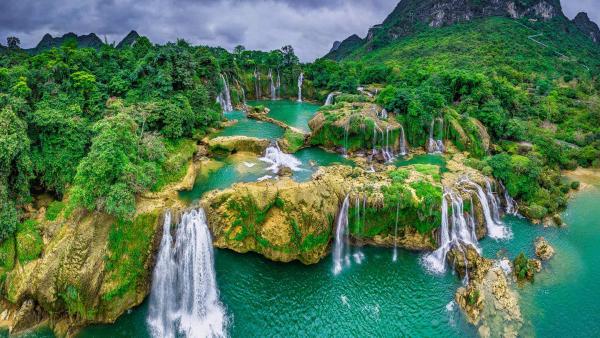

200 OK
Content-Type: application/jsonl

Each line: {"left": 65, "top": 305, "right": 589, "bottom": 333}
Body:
{"left": 0, "top": 0, "right": 598, "bottom": 61}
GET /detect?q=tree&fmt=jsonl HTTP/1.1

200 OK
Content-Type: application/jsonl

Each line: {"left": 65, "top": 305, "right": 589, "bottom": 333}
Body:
{"left": 281, "top": 45, "right": 299, "bottom": 67}
{"left": 7, "top": 37, "right": 20, "bottom": 50}
{"left": 234, "top": 45, "right": 246, "bottom": 55}
{"left": 0, "top": 107, "right": 32, "bottom": 241}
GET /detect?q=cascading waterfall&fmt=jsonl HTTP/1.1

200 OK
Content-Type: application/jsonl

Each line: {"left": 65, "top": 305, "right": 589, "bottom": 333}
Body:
{"left": 147, "top": 210, "right": 227, "bottom": 338}
{"left": 423, "top": 188, "right": 480, "bottom": 274}
{"left": 325, "top": 92, "right": 335, "bottom": 106}
{"left": 268, "top": 69, "right": 276, "bottom": 100}
{"left": 234, "top": 79, "right": 246, "bottom": 105}
{"left": 254, "top": 69, "right": 261, "bottom": 99}
{"left": 382, "top": 126, "right": 394, "bottom": 162}
{"left": 485, "top": 179, "right": 503, "bottom": 223}
{"left": 399, "top": 124, "right": 408, "bottom": 156}
{"left": 276, "top": 70, "right": 281, "bottom": 99}
{"left": 500, "top": 181, "right": 519, "bottom": 215}
{"left": 259, "top": 142, "right": 303, "bottom": 174}
{"left": 343, "top": 123, "right": 350, "bottom": 157}
{"left": 458, "top": 177, "right": 512, "bottom": 240}
{"left": 379, "top": 109, "right": 388, "bottom": 119}
{"left": 297, "top": 72, "right": 304, "bottom": 102}
{"left": 427, "top": 119, "right": 444, "bottom": 154}
{"left": 333, "top": 195, "right": 351, "bottom": 275}
{"left": 218, "top": 74, "right": 233, "bottom": 112}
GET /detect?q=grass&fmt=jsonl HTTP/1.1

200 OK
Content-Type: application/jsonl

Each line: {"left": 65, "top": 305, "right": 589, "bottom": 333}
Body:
{"left": 151, "top": 138, "right": 196, "bottom": 191}
{"left": 101, "top": 212, "right": 159, "bottom": 301}
{"left": 283, "top": 129, "right": 305, "bottom": 153}
{"left": 45, "top": 201, "right": 65, "bottom": 221}
{"left": 16, "top": 220, "right": 43, "bottom": 264}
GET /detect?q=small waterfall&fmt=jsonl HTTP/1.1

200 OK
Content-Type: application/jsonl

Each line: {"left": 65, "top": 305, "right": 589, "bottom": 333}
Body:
{"left": 379, "top": 109, "right": 388, "bottom": 119}
{"left": 259, "top": 142, "right": 303, "bottom": 174}
{"left": 427, "top": 119, "right": 444, "bottom": 154}
{"left": 218, "top": 74, "right": 233, "bottom": 112}
{"left": 485, "top": 179, "right": 502, "bottom": 223}
{"left": 333, "top": 195, "right": 350, "bottom": 275}
{"left": 297, "top": 72, "right": 304, "bottom": 102}
{"left": 234, "top": 79, "right": 246, "bottom": 105}
{"left": 399, "top": 125, "right": 408, "bottom": 156}
{"left": 499, "top": 181, "right": 519, "bottom": 215}
{"left": 459, "top": 177, "right": 512, "bottom": 240}
{"left": 325, "top": 92, "right": 335, "bottom": 106}
{"left": 423, "top": 188, "right": 480, "bottom": 274}
{"left": 268, "top": 69, "right": 276, "bottom": 100}
{"left": 343, "top": 123, "right": 350, "bottom": 157}
{"left": 276, "top": 70, "right": 281, "bottom": 99}
{"left": 382, "top": 126, "right": 394, "bottom": 162}
{"left": 254, "top": 69, "right": 261, "bottom": 99}
{"left": 147, "top": 210, "right": 227, "bottom": 338}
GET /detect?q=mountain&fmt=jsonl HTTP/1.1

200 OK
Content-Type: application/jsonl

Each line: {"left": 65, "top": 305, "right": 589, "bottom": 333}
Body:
{"left": 116, "top": 30, "right": 141, "bottom": 48}
{"left": 326, "top": 35, "right": 364, "bottom": 61}
{"left": 30, "top": 32, "right": 104, "bottom": 53}
{"left": 324, "top": 0, "right": 598, "bottom": 60}
{"left": 572, "top": 12, "right": 600, "bottom": 44}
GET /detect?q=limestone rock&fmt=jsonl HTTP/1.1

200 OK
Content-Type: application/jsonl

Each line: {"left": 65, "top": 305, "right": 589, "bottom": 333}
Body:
{"left": 10, "top": 300, "right": 45, "bottom": 334}
{"left": 208, "top": 136, "right": 270, "bottom": 155}
{"left": 534, "top": 236, "right": 555, "bottom": 261}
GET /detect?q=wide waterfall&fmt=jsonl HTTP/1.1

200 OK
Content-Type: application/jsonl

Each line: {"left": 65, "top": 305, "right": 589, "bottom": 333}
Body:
{"left": 259, "top": 142, "right": 303, "bottom": 174}
{"left": 218, "top": 74, "right": 233, "bottom": 112}
{"left": 268, "top": 69, "right": 276, "bottom": 100}
{"left": 399, "top": 125, "right": 408, "bottom": 156}
{"left": 147, "top": 210, "right": 227, "bottom": 338}
{"left": 325, "top": 92, "right": 335, "bottom": 106}
{"left": 458, "top": 177, "right": 512, "bottom": 240}
{"left": 423, "top": 188, "right": 480, "bottom": 274}
{"left": 297, "top": 72, "right": 304, "bottom": 102}
{"left": 254, "top": 69, "right": 261, "bottom": 99}
{"left": 427, "top": 119, "right": 444, "bottom": 154}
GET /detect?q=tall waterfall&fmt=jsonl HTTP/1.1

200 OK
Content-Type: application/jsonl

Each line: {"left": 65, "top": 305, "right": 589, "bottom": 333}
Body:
{"left": 276, "top": 70, "right": 281, "bottom": 99}
{"left": 325, "top": 92, "right": 335, "bottom": 106}
{"left": 333, "top": 195, "right": 350, "bottom": 275}
{"left": 147, "top": 210, "right": 227, "bottom": 338}
{"left": 427, "top": 119, "right": 445, "bottom": 153}
{"left": 459, "top": 177, "right": 512, "bottom": 240}
{"left": 485, "top": 179, "right": 503, "bottom": 223}
{"left": 399, "top": 125, "right": 408, "bottom": 156}
{"left": 423, "top": 188, "right": 480, "bottom": 274}
{"left": 382, "top": 126, "right": 394, "bottom": 162}
{"left": 254, "top": 69, "right": 261, "bottom": 99}
{"left": 218, "top": 74, "right": 233, "bottom": 112}
{"left": 268, "top": 69, "right": 276, "bottom": 100}
{"left": 259, "top": 142, "right": 303, "bottom": 174}
{"left": 297, "top": 72, "right": 304, "bottom": 102}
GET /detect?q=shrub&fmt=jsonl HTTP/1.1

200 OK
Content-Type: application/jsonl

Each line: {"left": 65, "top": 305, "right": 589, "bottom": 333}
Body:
{"left": 571, "top": 181, "right": 581, "bottom": 190}
{"left": 45, "top": 201, "right": 64, "bottom": 221}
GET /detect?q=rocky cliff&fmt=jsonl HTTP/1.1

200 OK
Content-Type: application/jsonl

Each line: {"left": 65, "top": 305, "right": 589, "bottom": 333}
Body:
{"left": 572, "top": 12, "right": 600, "bottom": 44}
{"left": 326, "top": 0, "right": 571, "bottom": 59}
{"left": 116, "top": 30, "right": 141, "bottom": 49}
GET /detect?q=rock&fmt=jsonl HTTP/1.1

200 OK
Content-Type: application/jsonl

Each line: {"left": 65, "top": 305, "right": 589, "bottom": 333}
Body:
{"left": 534, "top": 237, "right": 555, "bottom": 261}
{"left": 208, "top": 136, "right": 270, "bottom": 155}
{"left": 529, "top": 258, "right": 543, "bottom": 273}
{"left": 278, "top": 167, "right": 293, "bottom": 177}
{"left": 10, "top": 300, "right": 44, "bottom": 334}
{"left": 518, "top": 142, "right": 533, "bottom": 154}
{"left": 1, "top": 309, "right": 8, "bottom": 321}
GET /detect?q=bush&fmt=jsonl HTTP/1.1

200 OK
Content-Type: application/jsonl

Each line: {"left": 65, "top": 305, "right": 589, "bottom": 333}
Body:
{"left": 16, "top": 220, "right": 43, "bottom": 264}
{"left": 527, "top": 204, "right": 548, "bottom": 219}
{"left": 571, "top": 181, "right": 581, "bottom": 190}
{"left": 513, "top": 252, "right": 534, "bottom": 282}
{"left": 45, "top": 201, "right": 64, "bottom": 221}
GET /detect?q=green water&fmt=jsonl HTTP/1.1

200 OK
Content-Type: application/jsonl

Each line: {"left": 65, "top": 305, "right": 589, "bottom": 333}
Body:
{"left": 248, "top": 100, "right": 320, "bottom": 132}
{"left": 214, "top": 110, "right": 284, "bottom": 139}
{"left": 395, "top": 154, "right": 448, "bottom": 172}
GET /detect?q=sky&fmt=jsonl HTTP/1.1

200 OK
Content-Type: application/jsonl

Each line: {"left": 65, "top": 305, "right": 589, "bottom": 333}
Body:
{"left": 0, "top": 0, "right": 598, "bottom": 61}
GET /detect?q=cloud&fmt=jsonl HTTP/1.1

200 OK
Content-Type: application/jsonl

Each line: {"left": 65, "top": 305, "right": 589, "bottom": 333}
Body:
{"left": 0, "top": 0, "right": 598, "bottom": 61}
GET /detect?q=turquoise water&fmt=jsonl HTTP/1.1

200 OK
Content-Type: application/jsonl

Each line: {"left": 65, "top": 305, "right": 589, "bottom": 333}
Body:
{"left": 77, "top": 187, "right": 600, "bottom": 337}
{"left": 248, "top": 100, "right": 320, "bottom": 132}
{"left": 395, "top": 154, "right": 447, "bottom": 172}
{"left": 214, "top": 110, "right": 284, "bottom": 139}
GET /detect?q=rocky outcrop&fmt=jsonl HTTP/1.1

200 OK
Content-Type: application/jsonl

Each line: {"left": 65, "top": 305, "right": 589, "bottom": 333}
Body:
{"left": 30, "top": 33, "right": 104, "bottom": 53}
{"left": 116, "top": 30, "right": 141, "bottom": 49}
{"left": 247, "top": 108, "right": 307, "bottom": 135}
{"left": 201, "top": 165, "right": 443, "bottom": 264}
{"left": 207, "top": 136, "right": 270, "bottom": 155}
{"left": 572, "top": 12, "right": 600, "bottom": 44}
{"left": 452, "top": 245, "right": 523, "bottom": 338}
{"left": 324, "top": 34, "right": 365, "bottom": 60}
{"left": 534, "top": 236, "right": 555, "bottom": 261}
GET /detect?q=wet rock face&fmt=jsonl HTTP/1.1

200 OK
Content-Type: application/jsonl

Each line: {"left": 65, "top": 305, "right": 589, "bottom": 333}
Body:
{"left": 534, "top": 236, "right": 555, "bottom": 261}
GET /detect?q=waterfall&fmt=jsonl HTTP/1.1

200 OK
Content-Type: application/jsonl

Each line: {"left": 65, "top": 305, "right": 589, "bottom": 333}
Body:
{"left": 499, "top": 181, "right": 519, "bottom": 215}
{"left": 259, "top": 142, "right": 303, "bottom": 174}
{"left": 343, "top": 123, "right": 350, "bottom": 157}
{"left": 147, "top": 210, "right": 227, "bottom": 338}
{"left": 297, "top": 72, "right": 304, "bottom": 102}
{"left": 218, "top": 74, "right": 233, "bottom": 112}
{"left": 276, "top": 70, "right": 281, "bottom": 99}
{"left": 379, "top": 109, "right": 388, "bottom": 119}
{"left": 234, "top": 79, "right": 246, "bottom": 105}
{"left": 399, "top": 125, "right": 408, "bottom": 156}
{"left": 485, "top": 179, "right": 502, "bottom": 223}
{"left": 268, "top": 69, "right": 276, "bottom": 100}
{"left": 333, "top": 195, "right": 350, "bottom": 275}
{"left": 382, "top": 126, "right": 394, "bottom": 162}
{"left": 325, "top": 92, "right": 335, "bottom": 106}
{"left": 254, "top": 69, "right": 261, "bottom": 99}
{"left": 423, "top": 188, "right": 480, "bottom": 274}
{"left": 458, "top": 177, "right": 512, "bottom": 240}
{"left": 427, "top": 119, "right": 444, "bottom": 154}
